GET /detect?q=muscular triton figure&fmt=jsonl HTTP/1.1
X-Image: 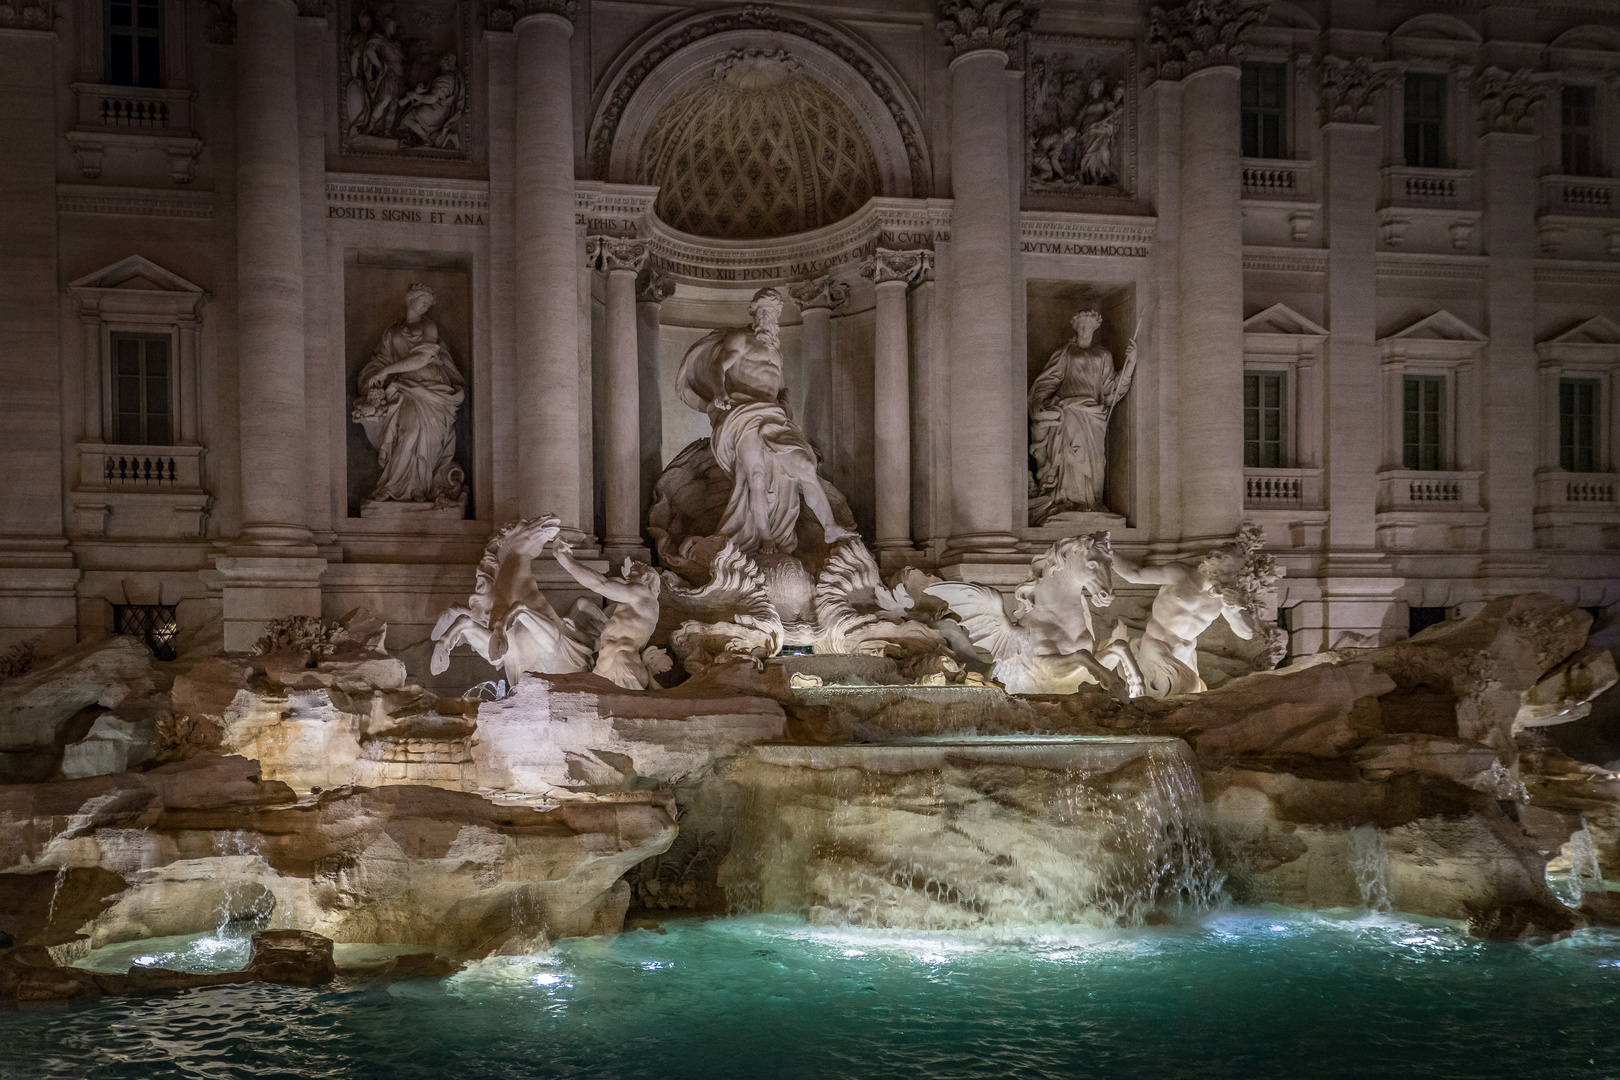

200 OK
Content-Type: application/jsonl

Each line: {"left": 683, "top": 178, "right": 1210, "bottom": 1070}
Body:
{"left": 552, "top": 539, "right": 668, "bottom": 691}
{"left": 675, "top": 287, "right": 859, "bottom": 554}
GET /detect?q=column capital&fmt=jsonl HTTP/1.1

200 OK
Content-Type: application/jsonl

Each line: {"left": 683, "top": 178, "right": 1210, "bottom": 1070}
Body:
{"left": 1473, "top": 66, "right": 1554, "bottom": 136}
{"left": 636, "top": 267, "right": 675, "bottom": 304}
{"left": 586, "top": 235, "right": 650, "bottom": 275}
{"left": 860, "top": 248, "right": 934, "bottom": 287}
{"left": 1314, "top": 56, "right": 1400, "bottom": 126}
{"left": 1144, "top": 0, "right": 1267, "bottom": 83}
{"left": 486, "top": 0, "right": 576, "bottom": 33}
{"left": 934, "top": 0, "right": 1041, "bottom": 61}
{"left": 787, "top": 276, "right": 850, "bottom": 312}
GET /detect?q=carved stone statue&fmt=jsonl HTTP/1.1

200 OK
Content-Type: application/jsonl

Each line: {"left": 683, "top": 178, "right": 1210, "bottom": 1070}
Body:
{"left": 925, "top": 533, "right": 1144, "bottom": 700}
{"left": 399, "top": 53, "right": 464, "bottom": 149}
{"left": 674, "top": 287, "right": 859, "bottom": 554}
{"left": 361, "top": 15, "right": 406, "bottom": 137}
{"left": 352, "top": 283, "right": 466, "bottom": 514}
{"left": 1029, "top": 309, "right": 1136, "bottom": 523}
{"left": 1109, "top": 523, "right": 1283, "bottom": 697}
{"left": 1078, "top": 80, "right": 1125, "bottom": 185}
{"left": 343, "top": 9, "right": 375, "bottom": 137}
{"left": 430, "top": 516, "right": 593, "bottom": 686}
{"left": 1028, "top": 58, "right": 1123, "bottom": 188}
{"left": 552, "top": 539, "right": 671, "bottom": 691}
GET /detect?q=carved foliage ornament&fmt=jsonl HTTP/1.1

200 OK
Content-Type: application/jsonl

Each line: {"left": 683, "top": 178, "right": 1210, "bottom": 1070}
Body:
{"left": 860, "top": 248, "right": 933, "bottom": 286}
{"left": 485, "top": 0, "right": 576, "bottom": 31}
{"left": 1145, "top": 0, "right": 1268, "bottom": 82}
{"left": 934, "top": 0, "right": 1043, "bottom": 59}
{"left": 586, "top": 236, "right": 651, "bottom": 274}
{"left": 1474, "top": 67, "right": 1554, "bottom": 135}
{"left": 1316, "top": 57, "right": 1400, "bottom": 125}
{"left": 590, "top": 6, "right": 929, "bottom": 196}
{"left": 786, "top": 276, "right": 850, "bottom": 311}
{"left": 0, "top": 0, "right": 53, "bottom": 27}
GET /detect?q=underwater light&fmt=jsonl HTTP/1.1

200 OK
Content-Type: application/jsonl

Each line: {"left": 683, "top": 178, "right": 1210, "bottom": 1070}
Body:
{"left": 532, "top": 973, "right": 565, "bottom": 987}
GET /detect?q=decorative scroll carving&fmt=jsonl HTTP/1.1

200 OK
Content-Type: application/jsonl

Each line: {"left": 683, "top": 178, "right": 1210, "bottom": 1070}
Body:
{"left": 1316, "top": 56, "right": 1399, "bottom": 124}
{"left": 485, "top": 0, "right": 576, "bottom": 31}
{"left": 860, "top": 248, "right": 933, "bottom": 286}
{"left": 787, "top": 276, "right": 851, "bottom": 311}
{"left": 1028, "top": 49, "right": 1127, "bottom": 191}
{"left": 1474, "top": 67, "right": 1554, "bottom": 134}
{"left": 1145, "top": 0, "right": 1268, "bottom": 82}
{"left": 586, "top": 236, "right": 651, "bottom": 275}
{"left": 636, "top": 268, "right": 676, "bottom": 304}
{"left": 934, "top": 0, "right": 1042, "bottom": 59}
{"left": 341, "top": 1, "right": 469, "bottom": 158}
{"left": 588, "top": 7, "right": 929, "bottom": 197}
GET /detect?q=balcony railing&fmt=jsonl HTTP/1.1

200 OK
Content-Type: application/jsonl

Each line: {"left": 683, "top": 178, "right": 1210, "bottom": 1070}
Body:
{"left": 1540, "top": 175, "right": 1619, "bottom": 217}
{"left": 1536, "top": 471, "right": 1617, "bottom": 510}
{"left": 1243, "top": 468, "right": 1323, "bottom": 511}
{"left": 1377, "top": 469, "right": 1483, "bottom": 511}
{"left": 1241, "top": 158, "right": 1315, "bottom": 200}
{"left": 1381, "top": 167, "right": 1475, "bottom": 209}
{"left": 78, "top": 443, "right": 204, "bottom": 492}
{"left": 73, "top": 83, "right": 193, "bottom": 134}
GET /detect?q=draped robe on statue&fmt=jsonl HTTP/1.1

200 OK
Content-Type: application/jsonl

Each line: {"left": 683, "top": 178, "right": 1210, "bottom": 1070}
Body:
{"left": 675, "top": 331, "right": 819, "bottom": 555}
{"left": 1028, "top": 341, "right": 1130, "bottom": 514}
{"left": 355, "top": 318, "right": 465, "bottom": 504}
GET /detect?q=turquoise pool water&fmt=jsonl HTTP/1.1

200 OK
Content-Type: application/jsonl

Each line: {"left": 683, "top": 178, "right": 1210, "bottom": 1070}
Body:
{"left": 8, "top": 909, "right": 1620, "bottom": 1080}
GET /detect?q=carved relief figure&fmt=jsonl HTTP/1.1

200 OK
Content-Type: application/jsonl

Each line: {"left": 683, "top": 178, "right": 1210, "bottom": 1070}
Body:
{"left": 674, "top": 287, "right": 859, "bottom": 554}
{"left": 352, "top": 284, "right": 466, "bottom": 510}
{"left": 552, "top": 539, "right": 672, "bottom": 691}
{"left": 398, "top": 53, "right": 464, "bottom": 149}
{"left": 361, "top": 15, "right": 407, "bottom": 137}
{"left": 1109, "top": 523, "right": 1283, "bottom": 697}
{"left": 1028, "top": 56, "right": 1124, "bottom": 188}
{"left": 925, "top": 533, "right": 1144, "bottom": 700}
{"left": 343, "top": 9, "right": 374, "bottom": 136}
{"left": 1029, "top": 309, "right": 1137, "bottom": 522}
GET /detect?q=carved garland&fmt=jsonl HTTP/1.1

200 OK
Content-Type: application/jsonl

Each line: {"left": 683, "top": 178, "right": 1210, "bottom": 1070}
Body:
{"left": 588, "top": 6, "right": 930, "bottom": 197}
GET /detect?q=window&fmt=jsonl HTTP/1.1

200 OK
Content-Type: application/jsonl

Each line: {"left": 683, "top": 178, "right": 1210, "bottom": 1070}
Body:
{"left": 1404, "top": 74, "right": 1446, "bottom": 169}
{"left": 107, "top": 0, "right": 161, "bottom": 88}
{"left": 1241, "top": 62, "right": 1287, "bottom": 159}
{"left": 1563, "top": 86, "right": 1597, "bottom": 177}
{"left": 112, "top": 333, "right": 171, "bottom": 445}
{"left": 1244, "top": 371, "right": 1285, "bottom": 468}
{"left": 1561, "top": 378, "right": 1599, "bottom": 473}
{"left": 1402, "top": 375, "right": 1444, "bottom": 470}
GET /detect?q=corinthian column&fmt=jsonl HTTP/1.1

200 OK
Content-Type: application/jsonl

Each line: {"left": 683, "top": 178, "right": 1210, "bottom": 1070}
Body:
{"left": 514, "top": 0, "right": 582, "bottom": 534}
{"left": 588, "top": 236, "right": 650, "bottom": 559}
{"left": 786, "top": 275, "right": 848, "bottom": 466}
{"left": 861, "top": 249, "right": 932, "bottom": 561}
{"left": 220, "top": 0, "right": 323, "bottom": 651}
{"left": 1147, "top": 0, "right": 1265, "bottom": 542}
{"left": 937, "top": 0, "right": 1038, "bottom": 556}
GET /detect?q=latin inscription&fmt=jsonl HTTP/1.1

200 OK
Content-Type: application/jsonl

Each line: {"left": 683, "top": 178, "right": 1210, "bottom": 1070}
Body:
{"left": 1020, "top": 241, "right": 1149, "bottom": 257}
{"left": 327, "top": 205, "right": 487, "bottom": 226}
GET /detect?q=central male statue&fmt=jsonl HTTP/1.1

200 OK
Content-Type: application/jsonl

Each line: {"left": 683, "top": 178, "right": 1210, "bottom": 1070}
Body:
{"left": 675, "top": 287, "right": 858, "bottom": 554}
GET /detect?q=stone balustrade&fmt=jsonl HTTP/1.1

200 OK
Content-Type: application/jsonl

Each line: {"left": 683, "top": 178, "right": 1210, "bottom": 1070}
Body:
{"left": 1242, "top": 468, "right": 1323, "bottom": 510}
{"left": 1539, "top": 175, "right": 1618, "bottom": 216}
{"left": 1381, "top": 166, "right": 1475, "bottom": 209}
{"left": 1241, "top": 159, "right": 1315, "bottom": 200}
{"left": 1376, "top": 469, "right": 1483, "bottom": 511}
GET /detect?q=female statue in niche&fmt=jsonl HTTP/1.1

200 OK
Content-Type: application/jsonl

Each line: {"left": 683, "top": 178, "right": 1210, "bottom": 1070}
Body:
{"left": 352, "top": 283, "right": 466, "bottom": 511}
{"left": 1028, "top": 308, "right": 1136, "bottom": 523}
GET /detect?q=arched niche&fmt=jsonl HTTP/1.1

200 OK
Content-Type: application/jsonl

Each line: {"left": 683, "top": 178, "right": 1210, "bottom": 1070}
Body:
{"left": 588, "top": 8, "right": 930, "bottom": 203}
{"left": 1391, "top": 13, "right": 1481, "bottom": 43}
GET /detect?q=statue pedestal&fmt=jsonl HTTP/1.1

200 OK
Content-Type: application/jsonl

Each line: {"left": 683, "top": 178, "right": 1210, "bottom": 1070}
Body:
{"left": 1027, "top": 509, "right": 1127, "bottom": 540}
{"left": 361, "top": 493, "right": 468, "bottom": 520}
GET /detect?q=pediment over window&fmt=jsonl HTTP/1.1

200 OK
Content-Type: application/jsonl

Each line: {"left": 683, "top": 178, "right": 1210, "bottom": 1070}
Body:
{"left": 1244, "top": 303, "right": 1328, "bottom": 337}
{"left": 69, "top": 256, "right": 208, "bottom": 320}
{"left": 1551, "top": 25, "right": 1620, "bottom": 54}
{"left": 1383, "top": 310, "right": 1487, "bottom": 343}
{"left": 1545, "top": 315, "right": 1620, "bottom": 346}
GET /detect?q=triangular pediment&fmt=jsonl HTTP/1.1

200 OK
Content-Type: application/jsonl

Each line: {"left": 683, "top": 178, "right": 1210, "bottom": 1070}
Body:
{"left": 1383, "top": 310, "right": 1487, "bottom": 343}
{"left": 69, "top": 255, "right": 204, "bottom": 294}
{"left": 1546, "top": 315, "right": 1620, "bottom": 346}
{"left": 1244, "top": 303, "right": 1328, "bottom": 337}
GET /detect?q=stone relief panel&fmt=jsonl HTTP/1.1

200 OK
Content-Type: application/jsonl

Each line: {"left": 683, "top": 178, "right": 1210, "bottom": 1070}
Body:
{"left": 344, "top": 253, "right": 474, "bottom": 519}
{"left": 1026, "top": 280, "right": 1138, "bottom": 528}
{"left": 340, "top": 0, "right": 470, "bottom": 158}
{"left": 1025, "top": 37, "right": 1135, "bottom": 199}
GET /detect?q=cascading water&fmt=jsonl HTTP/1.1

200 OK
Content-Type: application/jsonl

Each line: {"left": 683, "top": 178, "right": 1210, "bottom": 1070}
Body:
{"left": 720, "top": 736, "right": 1222, "bottom": 929}
{"left": 1349, "top": 824, "right": 1392, "bottom": 913}
{"left": 1548, "top": 825, "right": 1605, "bottom": 907}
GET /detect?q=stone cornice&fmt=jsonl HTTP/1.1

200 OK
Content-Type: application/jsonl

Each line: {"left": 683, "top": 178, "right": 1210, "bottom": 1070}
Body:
{"left": 935, "top": 0, "right": 1042, "bottom": 60}
{"left": 860, "top": 248, "right": 934, "bottom": 286}
{"left": 1145, "top": 0, "right": 1268, "bottom": 82}
{"left": 58, "top": 184, "right": 215, "bottom": 220}
{"left": 327, "top": 173, "right": 489, "bottom": 213}
{"left": 586, "top": 235, "right": 650, "bottom": 274}
{"left": 1019, "top": 212, "right": 1156, "bottom": 257}
{"left": 787, "top": 276, "right": 850, "bottom": 311}
{"left": 1315, "top": 56, "right": 1401, "bottom": 125}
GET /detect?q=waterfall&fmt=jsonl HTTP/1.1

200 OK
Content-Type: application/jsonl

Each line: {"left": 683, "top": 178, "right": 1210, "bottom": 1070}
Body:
{"left": 1548, "top": 825, "right": 1604, "bottom": 907}
{"left": 721, "top": 736, "right": 1223, "bottom": 929}
{"left": 1349, "top": 825, "right": 1392, "bottom": 913}
{"left": 211, "top": 830, "right": 271, "bottom": 937}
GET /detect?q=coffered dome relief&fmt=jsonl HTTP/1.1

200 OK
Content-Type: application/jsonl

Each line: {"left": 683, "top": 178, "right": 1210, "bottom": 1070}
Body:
{"left": 634, "top": 50, "right": 882, "bottom": 240}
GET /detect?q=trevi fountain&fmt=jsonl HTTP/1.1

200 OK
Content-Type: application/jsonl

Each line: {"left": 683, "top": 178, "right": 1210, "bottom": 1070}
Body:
{"left": 3, "top": 0, "right": 1620, "bottom": 1077}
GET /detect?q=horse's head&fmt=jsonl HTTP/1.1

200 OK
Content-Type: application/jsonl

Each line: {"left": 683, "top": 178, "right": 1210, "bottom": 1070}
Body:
{"left": 499, "top": 514, "right": 561, "bottom": 559}
{"left": 1014, "top": 531, "right": 1116, "bottom": 626}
